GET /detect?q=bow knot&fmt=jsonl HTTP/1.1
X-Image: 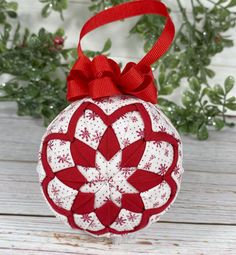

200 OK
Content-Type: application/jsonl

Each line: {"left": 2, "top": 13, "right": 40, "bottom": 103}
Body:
{"left": 67, "top": 55, "right": 157, "bottom": 104}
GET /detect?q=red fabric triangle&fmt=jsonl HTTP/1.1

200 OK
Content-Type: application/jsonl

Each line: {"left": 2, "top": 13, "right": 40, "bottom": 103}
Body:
{"left": 122, "top": 193, "right": 144, "bottom": 213}
{"left": 127, "top": 169, "right": 163, "bottom": 192}
{"left": 71, "top": 192, "right": 95, "bottom": 214}
{"left": 71, "top": 139, "right": 96, "bottom": 167}
{"left": 98, "top": 126, "right": 120, "bottom": 161}
{"left": 95, "top": 200, "right": 120, "bottom": 227}
{"left": 121, "top": 139, "right": 146, "bottom": 167}
{"left": 56, "top": 167, "right": 87, "bottom": 190}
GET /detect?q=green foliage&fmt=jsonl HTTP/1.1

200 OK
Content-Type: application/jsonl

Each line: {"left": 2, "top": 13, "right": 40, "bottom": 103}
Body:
{"left": 0, "top": 0, "right": 236, "bottom": 139}
{"left": 83, "top": 38, "right": 112, "bottom": 58}
{"left": 0, "top": 10, "right": 113, "bottom": 125}
{"left": 0, "top": 1, "right": 18, "bottom": 23}
{"left": 160, "top": 76, "right": 235, "bottom": 140}
{"left": 129, "top": 0, "right": 236, "bottom": 139}
{"left": 40, "top": 0, "right": 68, "bottom": 20}
{"left": 89, "top": 0, "right": 127, "bottom": 12}
{"left": 0, "top": 25, "right": 70, "bottom": 125}
{"left": 0, "top": 0, "right": 18, "bottom": 51}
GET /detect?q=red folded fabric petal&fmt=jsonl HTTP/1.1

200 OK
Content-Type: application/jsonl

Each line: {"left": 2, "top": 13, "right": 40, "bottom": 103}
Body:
{"left": 95, "top": 200, "right": 120, "bottom": 227}
{"left": 71, "top": 139, "right": 96, "bottom": 167}
{"left": 121, "top": 139, "right": 146, "bottom": 167}
{"left": 98, "top": 126, "right": 120, "bottom": 161}
{"left": 122, "top": 193, "right": 144, "bottom": 213}
{"left": 56, "top": 167, "right": 87, "bottom": 190}
{"left": 127, "top": 169, "right": 163, "bottom": 192}
{"left": 71, "top": 192, "right": 95, "bottom": 214}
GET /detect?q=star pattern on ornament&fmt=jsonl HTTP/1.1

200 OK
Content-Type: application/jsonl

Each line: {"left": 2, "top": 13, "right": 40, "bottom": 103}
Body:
{"left": 80, "top": 151, "right": 137, "bottom": 208}
{"left": 40, "top": 101, "right": 180, "bottom": 235}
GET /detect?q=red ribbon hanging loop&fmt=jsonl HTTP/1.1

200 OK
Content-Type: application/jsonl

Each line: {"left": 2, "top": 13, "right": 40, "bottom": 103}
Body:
{"left": 67, "top": 0, "right": 175, "bottom": 104}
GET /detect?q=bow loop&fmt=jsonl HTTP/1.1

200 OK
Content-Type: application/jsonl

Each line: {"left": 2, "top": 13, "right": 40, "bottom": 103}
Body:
{"left": 119, "top": 62, "right": 154, "bottom": 90}
{"left": 119, "top": 62, "right": 144, "bottom": 90}
{"left": 119, "top": 62, "right": 157, "bottom": 104}
{"left": 67, "top": 56, "right": 92, "bottom": 101}
{"left": 69, "top": 55, "right": 92, "bottom": 79}
{"left": 91, "top": 55, "right": 120, "bottom": 78}
{"left": 89, "top": 55, "right": 121, "bottom": 98}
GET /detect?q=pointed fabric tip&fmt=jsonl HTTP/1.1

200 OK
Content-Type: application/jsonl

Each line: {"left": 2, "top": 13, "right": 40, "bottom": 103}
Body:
{"left": 71, "top": 192, "right": 95, "bottom": 214}
{"left": 122, "top": 193, "right": 144, "bottom": 213}
{"left": 98, "top": 126, "right": 120, "bottom": 161}
{"left": 121, "top": 139, "right": 146, "bottom": 167}
{"left": 71, "top": 139, "right": 96, "bottom": 167}
{"left": 56, "top": 167, "right": 87, "bottom": 190}
{"left": 127, "top": 169, "right": 163, "bottom": 192}
{"left": 95, "top": 200, "right": 120, "bottom": 227}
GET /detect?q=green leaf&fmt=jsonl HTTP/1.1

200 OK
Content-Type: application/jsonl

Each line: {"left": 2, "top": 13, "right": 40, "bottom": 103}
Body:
{"left": 189, "top": 77, "right": 200, "bottom": 92}
{"left": 38, "top": 28, "right": 46, "bottom": 37}
{"left": 221, "top": 38, "right": 234, "bottom": 47}
{"left": 182, "top": 91, "right": 197, "bottom": 106}
{"left": 206, "top": 89, "right": 222, "bottom": 104}
{"left": 225, "top": 103, "right": 236, "bottom": 110}
{"left": 205, "top": 68, "right": 215, "bottom": 78}
{"left": 102, "top": 38, "right": 112, "bottom": 53}
{"left": 7, "top": 2, "right": 18, "bottom": 11}
{"left": 88, "top": 5, "right": 97, "bottom": 12}
{"left": 7, "top": 11, "right": 17, "bottom": 18}
{"left": 55, "top": 0, "right": 68, "bottom": 10}
{"left": 0, "top": 12, "right": 6, "bottom": 23}
{"left": 41, "top": 4, "right": 51, "bottom": 18}
{"left": 193, "top": 6, "right": 205, "bottom": 15}
{"left": 205, "top": 106, "right": 221, "bottom": 117}
{"left": 55, "top": 28, "right": 65, "bottom": 37}
{"left": 214, "top": 84, "right": 224, "bottom": 96}
{"left": 168, "top": 56, "right": 179, "bottom": 68}
{"left": 214, "top": 118, "right": 225, "bottom": 130}
{"left": 227, "top": 0, "right": 236, "bottom": 8}
{"left": 158, "top": 72, "right": 165, "bottom": 86}
{"left": 0, "top": 41, "right": 6, "bottom": 52}
{"left": 159, "top": 85, "right": 174, "bottom": 95}
{"left": 168, "top": 73, "right": 179, "bottom": 86}
{"left": 12, "top": 23, "right": 20, "bottom": 45}
{"left": 23, "top": 28, "right": 30, "bottom": 45}
{"left": 227, "top": 96, "right": 236, "bottom": 103}
{"left": 159, "top": 63, "right": 166, "bottom": 73}
{"left": 218, "top": 0, "right": 228, "bottom": 4}
{"left": 197, "top": 124, "right": 209, "bottom": 140}
{"left": 224, "top": 76, "right": 235, "bottom": 94}
{"left": 28, "top": 35, "right": 41, "bottom": 47}
{"left": 144, "top": 39, "right": 154, "bottom": 52}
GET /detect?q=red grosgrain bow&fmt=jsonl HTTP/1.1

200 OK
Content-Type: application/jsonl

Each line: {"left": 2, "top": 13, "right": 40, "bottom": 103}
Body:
{"left": 67, "top": 0, "right": 175, "bottom": 104}
{"left": 67, "top": 55, "right": 157, "bottom": 104}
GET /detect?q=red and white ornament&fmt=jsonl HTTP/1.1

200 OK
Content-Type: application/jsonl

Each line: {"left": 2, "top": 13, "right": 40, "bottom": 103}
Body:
{"left": 37, "top": 96, "right": 183, "bottom": 238}
{"left": 36, "top": 0, "right": 184, "bottom": 238}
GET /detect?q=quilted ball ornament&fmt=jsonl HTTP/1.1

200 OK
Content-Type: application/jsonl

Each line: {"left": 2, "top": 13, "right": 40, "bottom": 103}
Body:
{"left": 36, "top": 0, "right": 184, "bottom": 238}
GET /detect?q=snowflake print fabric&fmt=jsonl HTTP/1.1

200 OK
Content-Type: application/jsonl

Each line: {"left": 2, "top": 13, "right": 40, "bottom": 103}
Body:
{"left": 37, "top": 96, "right": 184, "bottom": 238}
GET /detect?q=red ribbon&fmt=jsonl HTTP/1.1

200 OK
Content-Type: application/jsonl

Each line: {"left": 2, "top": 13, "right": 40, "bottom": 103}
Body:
{"left": 67, "top": 0, "right": 175, "bottom": 104}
